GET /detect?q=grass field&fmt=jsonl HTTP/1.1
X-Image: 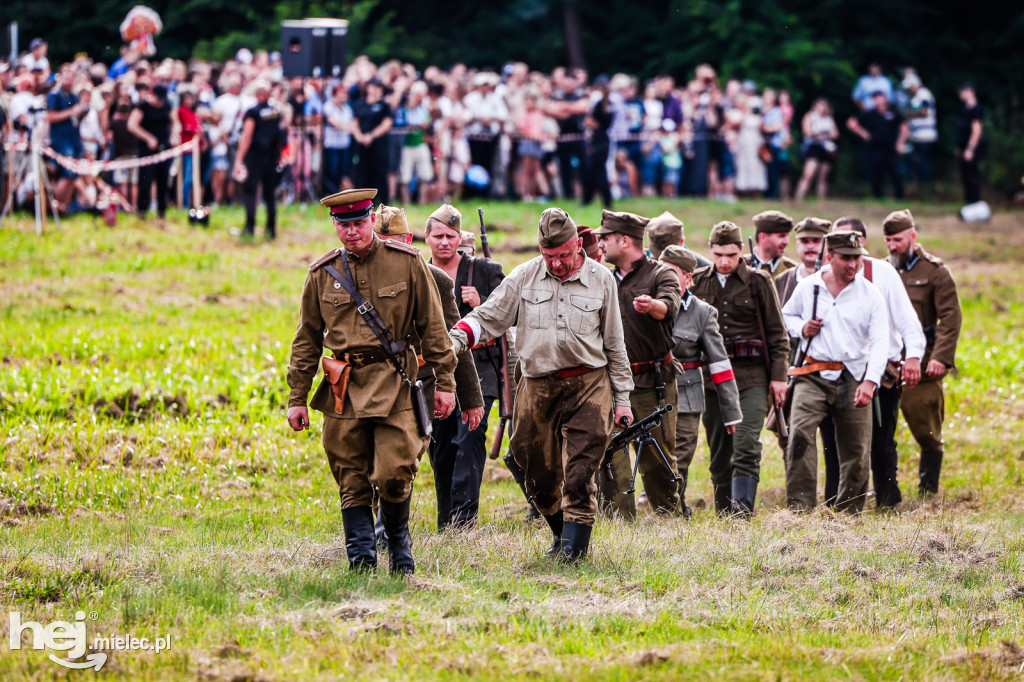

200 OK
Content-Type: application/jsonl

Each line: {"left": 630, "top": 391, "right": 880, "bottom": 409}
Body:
{"left": 1, "top": 198, "right": 1023, "bottom": 680}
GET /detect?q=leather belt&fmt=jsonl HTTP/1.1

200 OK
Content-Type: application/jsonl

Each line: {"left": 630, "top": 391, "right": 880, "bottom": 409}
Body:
{"left": 630, "top": 353, "right": 675, "bottom": 375}
{"left": 788, "top": 355, "right": 844, "bottom": 377}
{"left": 346, "top": 340, "right": 410, "bottom": 368}
{"left": 680, "top": 360, "right": 705, "bottom": 370}
{"left": 546, "top": 366, "right": 599, "bottom": 380}
{"left": 723, "top": 338, "right": 763, "bottom": 359}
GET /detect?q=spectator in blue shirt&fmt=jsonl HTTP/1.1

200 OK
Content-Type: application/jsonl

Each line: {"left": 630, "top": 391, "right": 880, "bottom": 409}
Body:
{"left": 852, "top": 63, "right": 894, "bottom": 111}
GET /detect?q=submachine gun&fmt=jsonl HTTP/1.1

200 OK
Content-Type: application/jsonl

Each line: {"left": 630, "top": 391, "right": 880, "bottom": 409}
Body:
{"left": 602, "top": 404, "right": 678, "bottom": 494}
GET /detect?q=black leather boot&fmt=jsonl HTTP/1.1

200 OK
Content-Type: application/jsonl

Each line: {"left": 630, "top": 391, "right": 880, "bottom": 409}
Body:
{"left": 919, "top": 450, "right": 944, "bottom": 495}
{"left": 379, "top": 497, "right": 415, "bottom": 575}
{"left": 730, "top": 476, "right": 758, "bottom": 517}
{"left": 678, "top": 469, "right": 693, "bottom": 520}
{"left": 526, "top": 503, "right": 541, "bottom": 521}
{"left": 543, "top": 510, "right": 564, "bottom": 557}
{"left": 373, "top": 511, "right": 389, "bottom": 554}
{"left": 557, "top": 521, "right": 593, "bottom": 564}
{"left": 341, "top": 506, "right": 377, "bottom": 571}
{"left": 714, "top": 484, "right": 732, "bottom": 515}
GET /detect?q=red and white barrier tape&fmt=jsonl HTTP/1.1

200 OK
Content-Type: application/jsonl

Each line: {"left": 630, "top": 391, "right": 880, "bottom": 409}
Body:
{"left": 39, "top": 139, "right": 197, "bottom": 175}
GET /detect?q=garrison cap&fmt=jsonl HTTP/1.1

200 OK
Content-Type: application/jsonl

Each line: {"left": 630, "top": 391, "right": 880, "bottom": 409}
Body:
{"left": 593, "top": 209, "right": 650, "bottom": 240}
{"left": 794, "top": 217, "right": 832, "bottom": 239}
{"left": 538, "top": 207, "right": 578, "bottom": 248}
{"left": 321, "top": 188, "right": 377, "bottom": 221}
{"left": 428, "top": 204, "right": 462, "bottom": 231}
{"left": 709, "top": 221, "right": 743, "bottom": 246}
{"left": 459, "top": 230, "right": 476, "bottom": 252}
{"left": 752, "top": 209, "right": 794, "bottom": 234}
{"left": 646, "top": 211, "right": 684, "bottom": 258}
{"left": 374, "top": 204, "right": 410, "bottom": 235}
{"left": 825, "top": 230, "right": 869, "bottom": 256}
{"left": 659, "top": 245, "right": 698, "bottom": 273}
{"left": 882, "top": 208, "right": 916, "bottom": 235}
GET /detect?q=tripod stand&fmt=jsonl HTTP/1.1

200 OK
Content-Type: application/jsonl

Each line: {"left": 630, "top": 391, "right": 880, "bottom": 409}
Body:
{"left": 1, "top": 129, "right": 63, "bottom": 234}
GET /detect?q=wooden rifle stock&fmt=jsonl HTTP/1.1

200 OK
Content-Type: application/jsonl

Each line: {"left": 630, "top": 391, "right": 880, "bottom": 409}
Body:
{"left": 477, "top": 207, "right": 513, "bottom": 457}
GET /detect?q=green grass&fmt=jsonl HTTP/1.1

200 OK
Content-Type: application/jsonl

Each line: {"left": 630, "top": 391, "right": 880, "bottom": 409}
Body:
{"left": 1, "top": 198, "right": 1023, "bottom": 680}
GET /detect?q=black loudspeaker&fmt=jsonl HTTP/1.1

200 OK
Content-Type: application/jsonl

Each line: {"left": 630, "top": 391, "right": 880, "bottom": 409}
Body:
{"left": 281, "top": 19, "right": 349, "bottom": 78}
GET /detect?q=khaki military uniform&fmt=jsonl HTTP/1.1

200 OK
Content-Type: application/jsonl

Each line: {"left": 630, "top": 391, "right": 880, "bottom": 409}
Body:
{"left": 287, "top": 236, "right": 457, "bottom": 506}
{"left": 690, "top": 260, "right": 789, "bottom": 488}
{"left": 888, "top": 244, "right": 962, "bottom": 489}
{"left": 450, "top": 255, "right": 633, "bottom": 525}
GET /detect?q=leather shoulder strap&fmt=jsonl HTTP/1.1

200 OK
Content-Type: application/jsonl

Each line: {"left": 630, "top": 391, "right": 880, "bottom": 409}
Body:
{"left": 864, "top": 259, "right": 873, "bottom": 282}
{"left": 384, "top": 240, "right": 420, "bottom": 256}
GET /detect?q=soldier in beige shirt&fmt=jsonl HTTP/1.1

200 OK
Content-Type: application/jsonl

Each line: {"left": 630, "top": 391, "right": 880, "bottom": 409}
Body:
{"left": 450, "top": 207, "right": 633, "bottom": 563}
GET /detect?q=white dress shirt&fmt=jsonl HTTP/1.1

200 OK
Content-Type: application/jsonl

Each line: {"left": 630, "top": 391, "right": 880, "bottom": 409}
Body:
{"left": 782, "top": 271, "right": 889, "bottom": 385}
{"left": 822, "top": 257, "right": 925, "bottom": 363}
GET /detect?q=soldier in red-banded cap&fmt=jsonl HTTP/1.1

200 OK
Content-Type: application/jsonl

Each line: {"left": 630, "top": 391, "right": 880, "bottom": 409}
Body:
{"left": 285, "top": 188, "right": 457, "bottom": 575}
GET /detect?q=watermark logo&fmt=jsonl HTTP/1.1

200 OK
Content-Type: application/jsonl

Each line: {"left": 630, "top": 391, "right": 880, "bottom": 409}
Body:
{"left": 8, "top": 610, "right": 172, "bottom": 671}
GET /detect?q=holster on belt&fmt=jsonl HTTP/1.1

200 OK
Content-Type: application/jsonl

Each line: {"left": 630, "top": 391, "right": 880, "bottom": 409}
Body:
{"left": 880, "top": 360, "right": 901, "bottom": 390}
{"left": 322, "top": 354, "right": 352, "bottom": 414}
{"left": 723, "top": 338, "right": 764, "bottom": 359}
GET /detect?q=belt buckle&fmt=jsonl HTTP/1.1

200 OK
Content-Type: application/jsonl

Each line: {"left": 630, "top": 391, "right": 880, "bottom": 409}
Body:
{"left": 350, "top": 353, "right": 365, "bottom": 368}
{"left": 357, "top": 301, "right": 374, "bottom": 315}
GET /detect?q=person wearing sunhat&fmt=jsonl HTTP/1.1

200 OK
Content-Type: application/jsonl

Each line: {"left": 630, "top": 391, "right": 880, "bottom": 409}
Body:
{"left": 746, "top": 209, "right": 797, "bottom": 275}
{"left": 449, "top": 207, "right": 633, "bottom": 563}
{"left": 690, "top": 221, "right": 790, "bottom": 516}
{"left": 593, "top": 209, "right": 682, "bottom": 517}
{"left": 285, "top": 188, "right": 457, "bottom": 575}
{"left": 781, "top": 230, "right": 889, "bottom": 513}
{"left": 659, "top": 245, "right": 741, "bottom": 518}
{"left": 882, "top": 209, "right": 962, "bottom": 496}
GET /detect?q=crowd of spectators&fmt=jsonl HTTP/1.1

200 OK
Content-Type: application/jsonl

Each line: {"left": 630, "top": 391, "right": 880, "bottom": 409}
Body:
{"left": 0, "top": 40, "right": 985, "bottom": 220}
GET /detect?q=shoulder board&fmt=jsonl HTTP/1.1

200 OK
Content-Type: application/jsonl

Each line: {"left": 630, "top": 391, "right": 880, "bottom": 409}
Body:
{"left": 309, "top": 248, "right": 342, "bottom": 271}
{"left": 384, "top": 240, "right": 421, "bottom": 256}
{"left": 920, "top": 249, "right": 944, "bottom": 266}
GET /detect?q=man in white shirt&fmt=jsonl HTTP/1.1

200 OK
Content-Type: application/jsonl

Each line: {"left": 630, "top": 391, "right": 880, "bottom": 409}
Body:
{"left": 782, "top": 231, "right": 889, "bottom": 513}
{"left": 818, "top": 217, "right": 925, "bottom": 510}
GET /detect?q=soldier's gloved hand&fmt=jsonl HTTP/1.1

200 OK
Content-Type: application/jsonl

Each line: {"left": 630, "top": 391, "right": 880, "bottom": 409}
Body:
{"left": 287, "top": 406, "right": 310, "bottom": 431}
{"left": 854, "top": 381, "right": 876, "bottom": 408}
{"left": 613, "top": 406, "right": 633, "bottom": 428}
{"left": 462, "top": 406, "right": 485, "bottom": 431}
{"left": 902, "top": 357, "right": 922, "bottom": 387}
{"left": 435, "top": 391, "right": 456, "bottom": 420}
{"left": 925, "top": 359, "right": 948, "bottom": 379}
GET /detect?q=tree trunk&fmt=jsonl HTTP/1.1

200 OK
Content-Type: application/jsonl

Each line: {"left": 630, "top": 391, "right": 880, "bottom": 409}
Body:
{"left": 562, "top": 0, "right": 586, "bottom": 71}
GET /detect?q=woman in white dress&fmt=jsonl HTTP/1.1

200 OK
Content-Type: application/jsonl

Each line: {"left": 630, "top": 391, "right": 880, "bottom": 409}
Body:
{"left": 734, "top": 94, "right": 767, "bottom": 196}
{"left": 795, "top": 98, "right": 839, "bottom": 201}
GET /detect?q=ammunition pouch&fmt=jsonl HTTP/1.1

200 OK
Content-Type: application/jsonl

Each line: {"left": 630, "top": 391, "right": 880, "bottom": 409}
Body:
{"left": 723, "top": 338, "right": 764, "bottom": 359}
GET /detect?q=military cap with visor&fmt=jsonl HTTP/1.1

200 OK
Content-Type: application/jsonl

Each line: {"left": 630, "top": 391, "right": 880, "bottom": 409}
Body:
{"left": 321, "top": 188, "right": 377, "bottom": 222}
{"left": 825, "top": 230, "right": 869, "bottom": 256}
{"left": 593, "top": 209, "right": 650, "bottom": 241}
{"left": 794, "top": 217, "right": 832, "bottom": 239}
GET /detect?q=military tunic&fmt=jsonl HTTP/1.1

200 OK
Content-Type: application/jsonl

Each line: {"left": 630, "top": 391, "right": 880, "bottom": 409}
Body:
{"left": 601, "top": 255, "right": 681, "bottom": 516}
{"left": 747, "top": 252, "right": 797, "bottom": 276}
{"left": 888, "top": 244, "right": 962, "bottom": 461}
{"left": 287, "top": 236, "right": 457, "bottom": 506}
{"left": 690, "top": 260, "right": 790, "bottom": 486}
{"left": 670, "top": 292, "right": 743, "bottom": 473}
{"left": 450, "top": 254, "right": 632, "bottom": 525}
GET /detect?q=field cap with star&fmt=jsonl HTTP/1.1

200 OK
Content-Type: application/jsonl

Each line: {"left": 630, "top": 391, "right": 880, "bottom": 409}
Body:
{"left": 794, "top": 217, "right": 832, "bottom": 239}
{"left": 646, "top": 211, "right": 684, "bottom": 258}
{"left": 882, "top": 208, "right": 916, "bottom": 235}
{"left": 825, "top": 230, "right": 869, "bottom": 256}
{"left": 752, "top": 209, "right": 794, "bottom": 234}
{"left": 709, "top": 221, "right": 743, "bottom": 246}
{"left": 374, "top": 205, "right": 410, "bottom": 235}
{"left": 593, "top": 209, "right": 650, "bottom": 240}
{"left": 428, "top": 204, "right": 462, "bottom": 231}
{"left": 659, "top": 245, "right": 698, "bottom": 273}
